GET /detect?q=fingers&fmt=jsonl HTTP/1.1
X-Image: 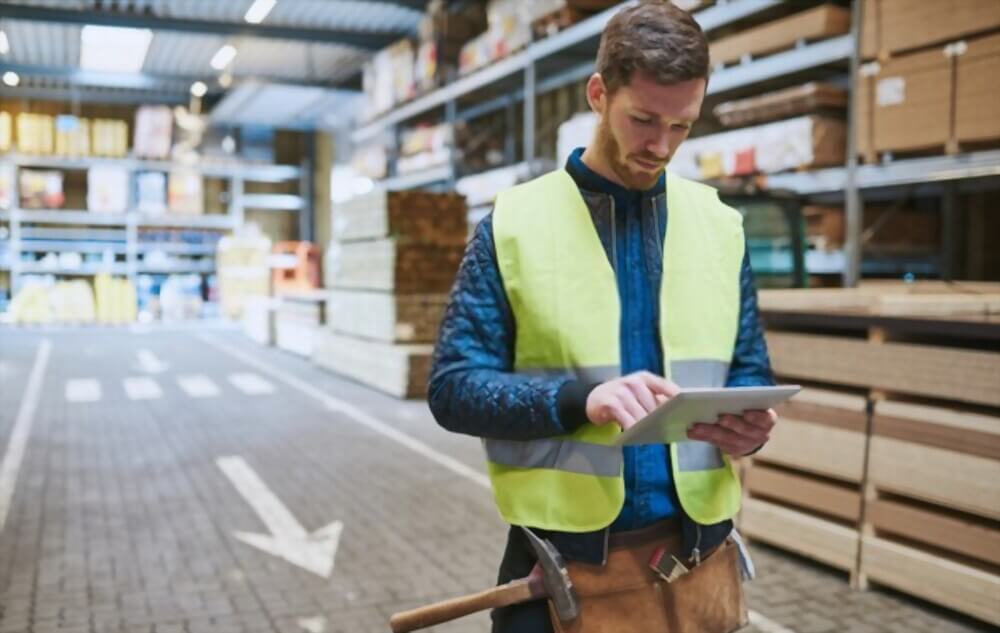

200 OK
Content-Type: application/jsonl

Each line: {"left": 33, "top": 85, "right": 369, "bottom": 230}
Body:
{"left": 687, "top": 410, "right": 777, "bottom": 456}
{"left": 607, "top": 403, "right": 638, "bottom": 430}
{"left": 623, "top": 375, "right": 658, "bottom": 412}
{"left": 637, "top": 371, "right": 680, "bottom": 398}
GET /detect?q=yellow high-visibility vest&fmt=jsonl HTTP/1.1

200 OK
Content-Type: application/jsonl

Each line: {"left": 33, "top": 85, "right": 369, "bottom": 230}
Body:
{"left": 488, "top": 169, "right": 744, "bottom": 531}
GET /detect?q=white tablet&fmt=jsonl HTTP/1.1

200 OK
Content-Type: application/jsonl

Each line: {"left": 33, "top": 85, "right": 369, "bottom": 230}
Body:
{"left": 611, "top": 385, "right": 801, "bottom": 447}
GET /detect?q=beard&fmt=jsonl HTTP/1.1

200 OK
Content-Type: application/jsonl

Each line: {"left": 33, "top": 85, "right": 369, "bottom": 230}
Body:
{"left": 595, "top": 116, "right": 667, "bottom": 191}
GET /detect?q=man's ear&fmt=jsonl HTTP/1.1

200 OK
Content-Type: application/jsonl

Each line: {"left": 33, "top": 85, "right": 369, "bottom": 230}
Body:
{"left": 586, "top": 73, "right": 608, "bottom": 116}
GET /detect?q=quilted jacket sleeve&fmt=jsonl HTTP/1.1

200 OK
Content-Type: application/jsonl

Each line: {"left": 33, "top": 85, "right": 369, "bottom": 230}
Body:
{"left": 725, "top": 248, "right": 776, "bottom": 388}
{"left": 428, "top": 214, "right": 592, "bottom": 441}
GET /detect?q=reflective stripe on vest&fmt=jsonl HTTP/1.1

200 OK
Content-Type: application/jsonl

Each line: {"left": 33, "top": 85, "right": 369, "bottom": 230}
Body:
{"left": 490, "top": 169, "right": 744, "bottom": 531}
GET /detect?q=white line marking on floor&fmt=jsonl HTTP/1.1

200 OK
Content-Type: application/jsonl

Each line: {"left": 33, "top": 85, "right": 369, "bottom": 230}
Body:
{"left": 297, "top": 615, "right": 328, "bottom": 633}
{"left": 136, "top": 348, "right": 169, "bottom": 374}
{"left": 65, "top": 378, "right": 102, "bottom": 403}
{"left": 229, "top": 372, "right": 276, "bottom": 395}
{"left": 177, "top": 375, "right": 220, "bottom": 398}
{"left": 217, "top": 456, "right": 343, "bottom": 579}
{"left": 749, "top": 610, "right": 798, "bottom": 633}
{"left": 123, "top": 377, "right": 163, "bottom": 400}
{"left": 200, "top": 336, "right": 490, "bottom": 489}
{"left": 0, "top": 339, "right": 52, "bottom": 533}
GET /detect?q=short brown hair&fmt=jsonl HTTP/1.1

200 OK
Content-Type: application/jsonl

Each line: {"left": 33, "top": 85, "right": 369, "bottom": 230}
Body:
{"left": 596, "top": 1, "right": 709, "bottom": 94}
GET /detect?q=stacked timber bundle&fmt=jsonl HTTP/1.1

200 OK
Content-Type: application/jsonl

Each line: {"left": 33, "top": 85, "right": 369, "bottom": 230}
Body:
{"left": 315, "top": 189, "right": 467, "bottom": 398}
{"left": 739, "top": 281, "right": 1000, "bottom": 626}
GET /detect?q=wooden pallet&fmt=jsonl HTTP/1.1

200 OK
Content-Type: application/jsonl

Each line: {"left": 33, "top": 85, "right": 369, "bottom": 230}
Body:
{"left": 312, "top": 331, "right": 433, "bottom": 399}
{"left": 326, "top": 289, "right": 448, "bottom": 344}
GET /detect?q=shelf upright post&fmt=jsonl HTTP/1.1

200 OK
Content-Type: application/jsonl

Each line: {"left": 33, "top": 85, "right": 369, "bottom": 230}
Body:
{"left": 842, "top": 0, "right": 864, "bottom": 288}
{"left": 445, "top": 98, "right": 458, "bottom": 189}
{"left": 229, "top": 174, "right": 245, "bottom": 232}
{"left": 523, "top": 61, "right": 537, "bottom": 163}
{"left": 9, "top": 208, "right": 22, "bottom": 296}
{"left": 126, "top": 163, "right": 138, "bottom": 286}
{"left": 941, "top": 181, "right": 959, "bottom": 281}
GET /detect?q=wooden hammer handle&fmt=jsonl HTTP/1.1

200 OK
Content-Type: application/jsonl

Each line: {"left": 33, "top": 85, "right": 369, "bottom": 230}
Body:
{"left": 389, "top": 575, "right": 545, "bottom": 633}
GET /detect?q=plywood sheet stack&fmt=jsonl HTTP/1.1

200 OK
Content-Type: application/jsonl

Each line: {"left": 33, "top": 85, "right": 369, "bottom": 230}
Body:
{"left": 314, "top": 189, "right": 466, "bottom": 399}
{"left": 753, "top": 282, "right": 1000, "bottom": 625}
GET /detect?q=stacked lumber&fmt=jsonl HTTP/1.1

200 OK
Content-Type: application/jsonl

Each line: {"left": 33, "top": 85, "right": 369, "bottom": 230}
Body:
{"left": 274, "top": 290, "right": 327, "bottom": 358}
{"left": 315, "top": 189, "right": 466, "bottom": 398}
{"left": 743, "top": 282, "right": 1000, "bottom": 625}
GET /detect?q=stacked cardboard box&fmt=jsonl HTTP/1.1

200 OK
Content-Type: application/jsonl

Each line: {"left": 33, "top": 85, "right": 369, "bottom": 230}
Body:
{"left": 856, "top": 1, "right": 1000, "bottom": 159}
{"left": 314, "top": 189, "right": 466, "bottom": 398}
{"left": 742, "top": 283, "right": 1000, "bottom": 625}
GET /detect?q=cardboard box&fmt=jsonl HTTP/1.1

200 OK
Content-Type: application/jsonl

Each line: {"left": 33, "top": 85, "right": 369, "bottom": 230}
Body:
{"left": 710, "top": 4, "right": 851, "bottom": 66}
{"left": 855, "top": 47, "right": 950, "bottom": 158}
{"left": 861, "top": 0, "right": 1000, "bottom": 59}
{"left": 956, "top": 31, "right": 1000, "bottom": 145}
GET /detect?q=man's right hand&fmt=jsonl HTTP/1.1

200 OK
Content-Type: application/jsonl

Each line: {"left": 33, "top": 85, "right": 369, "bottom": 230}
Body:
{"left": 585, "top": 371, "right": 680, "bottom": 430}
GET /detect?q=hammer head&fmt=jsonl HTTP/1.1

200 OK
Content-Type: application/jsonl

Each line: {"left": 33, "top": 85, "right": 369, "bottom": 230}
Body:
{"left": 520, "top": 527, "right": 579, "bottom": 622}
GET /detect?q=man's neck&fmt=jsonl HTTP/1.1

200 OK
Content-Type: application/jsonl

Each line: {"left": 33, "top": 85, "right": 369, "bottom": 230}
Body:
{"left": 580, "top": 145, "right": 627, "bottom": 189}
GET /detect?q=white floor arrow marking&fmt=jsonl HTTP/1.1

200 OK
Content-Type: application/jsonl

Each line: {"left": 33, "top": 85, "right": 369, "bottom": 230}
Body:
{"left": 201, "top": 336, "right": 490, "bottom": 489}
{"left": 123, "top": 377, "right": 163, "bottom": 400}
{"left": 136, "top": 348, "right": 169, "bottom": 374}
{"left": 65, "top": 378, "right": 102, "bottom": 403}
{"left": 177, "top": 375, "right": 220, "bottom": 398}
{"left": 0, "top": 340, "right": 51, "bottom": 533}
{"left": 228, "top": 372, "right": 275, "bottom": 395}
{"left": 297, "top": 616, "right": 328, "bottom": 633}
{"left": 217, "top": 456, "right": 342, "bottom": 579}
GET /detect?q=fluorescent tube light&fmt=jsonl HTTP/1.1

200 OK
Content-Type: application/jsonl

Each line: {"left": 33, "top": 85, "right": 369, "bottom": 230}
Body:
{"left": 79, "top": 25, "right": 153, "bottom": 73}
{"left": 210, "top": 44, "right": 237, "bottom": 70}
{"left": 244, "top": 0, "right": 277, "bottom": 24}
{"left": 0, "top": 31, "right": 9, "bottom": 56}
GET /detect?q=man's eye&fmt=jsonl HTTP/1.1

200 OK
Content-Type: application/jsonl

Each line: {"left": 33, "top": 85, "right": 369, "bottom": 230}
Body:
{"left": 671, "top": 124, "right": 690, "bottom": 131}
{"left": 631, "top": 116, "right": 653, "bottom": 125}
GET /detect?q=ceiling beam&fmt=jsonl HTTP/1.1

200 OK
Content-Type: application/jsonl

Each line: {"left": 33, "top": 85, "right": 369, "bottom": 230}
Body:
{"left": 0, "top": 4, "right": 411, "bottom": 50}
{"left": 0, "top": 62, "right": 344, "bottom": 93}
{"left": 0, "top": 85, "right": 188, "bottom": 105}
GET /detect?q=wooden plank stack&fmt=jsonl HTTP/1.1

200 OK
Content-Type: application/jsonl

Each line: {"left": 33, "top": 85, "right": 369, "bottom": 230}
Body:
{"left": 740, "top": 282, "right": 1000, "bottom": 625}
{"left": 274, "top": 290, "right": 328, "bottom": 358}
{"left": 314, "top": 189, "right": 466, "bottom": 399}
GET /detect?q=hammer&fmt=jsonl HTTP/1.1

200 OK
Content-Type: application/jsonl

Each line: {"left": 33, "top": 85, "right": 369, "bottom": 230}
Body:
{"left": 389, "top": 527, "right": 579, "bottom": 632}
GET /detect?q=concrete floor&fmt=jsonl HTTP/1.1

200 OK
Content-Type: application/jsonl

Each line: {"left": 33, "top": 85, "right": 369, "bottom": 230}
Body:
{"left": 0, "top": 326, "right": 993, "bottom": 633}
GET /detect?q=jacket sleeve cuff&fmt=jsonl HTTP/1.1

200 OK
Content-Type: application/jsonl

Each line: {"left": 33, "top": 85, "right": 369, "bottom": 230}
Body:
{"left": 556, "top": 380, "right": 600, "bottom": 433}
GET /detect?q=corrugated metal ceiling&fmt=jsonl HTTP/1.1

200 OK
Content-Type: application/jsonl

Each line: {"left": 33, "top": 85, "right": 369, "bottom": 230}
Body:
{"left": 0, "top": 0, "right": 421, "bottom": 85}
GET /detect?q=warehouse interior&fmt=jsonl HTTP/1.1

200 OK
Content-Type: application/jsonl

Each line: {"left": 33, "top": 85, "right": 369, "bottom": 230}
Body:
{"left": 0, "top": 0, "right": 998, "bottom": 632}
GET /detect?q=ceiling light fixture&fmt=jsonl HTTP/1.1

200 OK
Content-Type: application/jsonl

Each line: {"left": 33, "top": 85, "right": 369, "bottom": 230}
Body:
{"left": 2, "top": 71, "right": 19, "bottom": 87}
{"left": 210, "top": 44, "right": 237, "bottom": 71}
{"left": 0, "top": 31, "right": 9, "bottom": 56}
{"left": 79, "top": 25, "right": 153, "bottom": 73}
{"left": 190, "top": 81, "right": 208, "bottom": 97}
{"left": 244, "top": 0, "right": 277, "bottom": 24}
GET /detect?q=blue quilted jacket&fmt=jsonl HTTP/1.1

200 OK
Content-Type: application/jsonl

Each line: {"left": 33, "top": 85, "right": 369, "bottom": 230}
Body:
{"left": 428, "top": 152, "right": 774, "bottom": 565}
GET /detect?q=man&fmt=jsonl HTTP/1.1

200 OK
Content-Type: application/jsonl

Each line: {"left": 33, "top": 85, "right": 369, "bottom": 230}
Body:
{"left": 429, "top": 2, "right": 776, "bottom": 631}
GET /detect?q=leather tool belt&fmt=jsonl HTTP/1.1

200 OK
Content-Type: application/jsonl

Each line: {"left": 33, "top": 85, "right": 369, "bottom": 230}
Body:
{"left": 548, "top": 520, "right": 749, "bottom": 633}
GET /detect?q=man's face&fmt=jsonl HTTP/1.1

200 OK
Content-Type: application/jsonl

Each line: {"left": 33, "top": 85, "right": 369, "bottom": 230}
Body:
{"left": 592, "top": 72, "right": 706, "bottom": 190}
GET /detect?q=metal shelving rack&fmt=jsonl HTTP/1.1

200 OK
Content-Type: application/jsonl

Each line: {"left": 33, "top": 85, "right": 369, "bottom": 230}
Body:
{"left": 348, "top": 0, "right": 1000, "bottom": 285}
{"left": 0, "top": 154, "right": 304, "bottom": 294}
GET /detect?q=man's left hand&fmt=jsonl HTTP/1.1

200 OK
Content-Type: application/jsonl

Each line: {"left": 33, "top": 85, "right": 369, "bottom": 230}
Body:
{"left": 687, "top": 409, "right": 777, "bottom": 457}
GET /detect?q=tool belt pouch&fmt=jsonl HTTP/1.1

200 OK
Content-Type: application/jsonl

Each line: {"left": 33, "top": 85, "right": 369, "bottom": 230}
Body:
{"left": 548, "top": 539, "right": 748, "bottom": 633}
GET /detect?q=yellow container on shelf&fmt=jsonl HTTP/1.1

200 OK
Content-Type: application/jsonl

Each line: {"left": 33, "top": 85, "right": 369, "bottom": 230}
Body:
{"left": 16, "top": 113, "right": 55, "bottom": 154}
{"left": 0, "top": 112, "right": 11, "bottom": 152}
